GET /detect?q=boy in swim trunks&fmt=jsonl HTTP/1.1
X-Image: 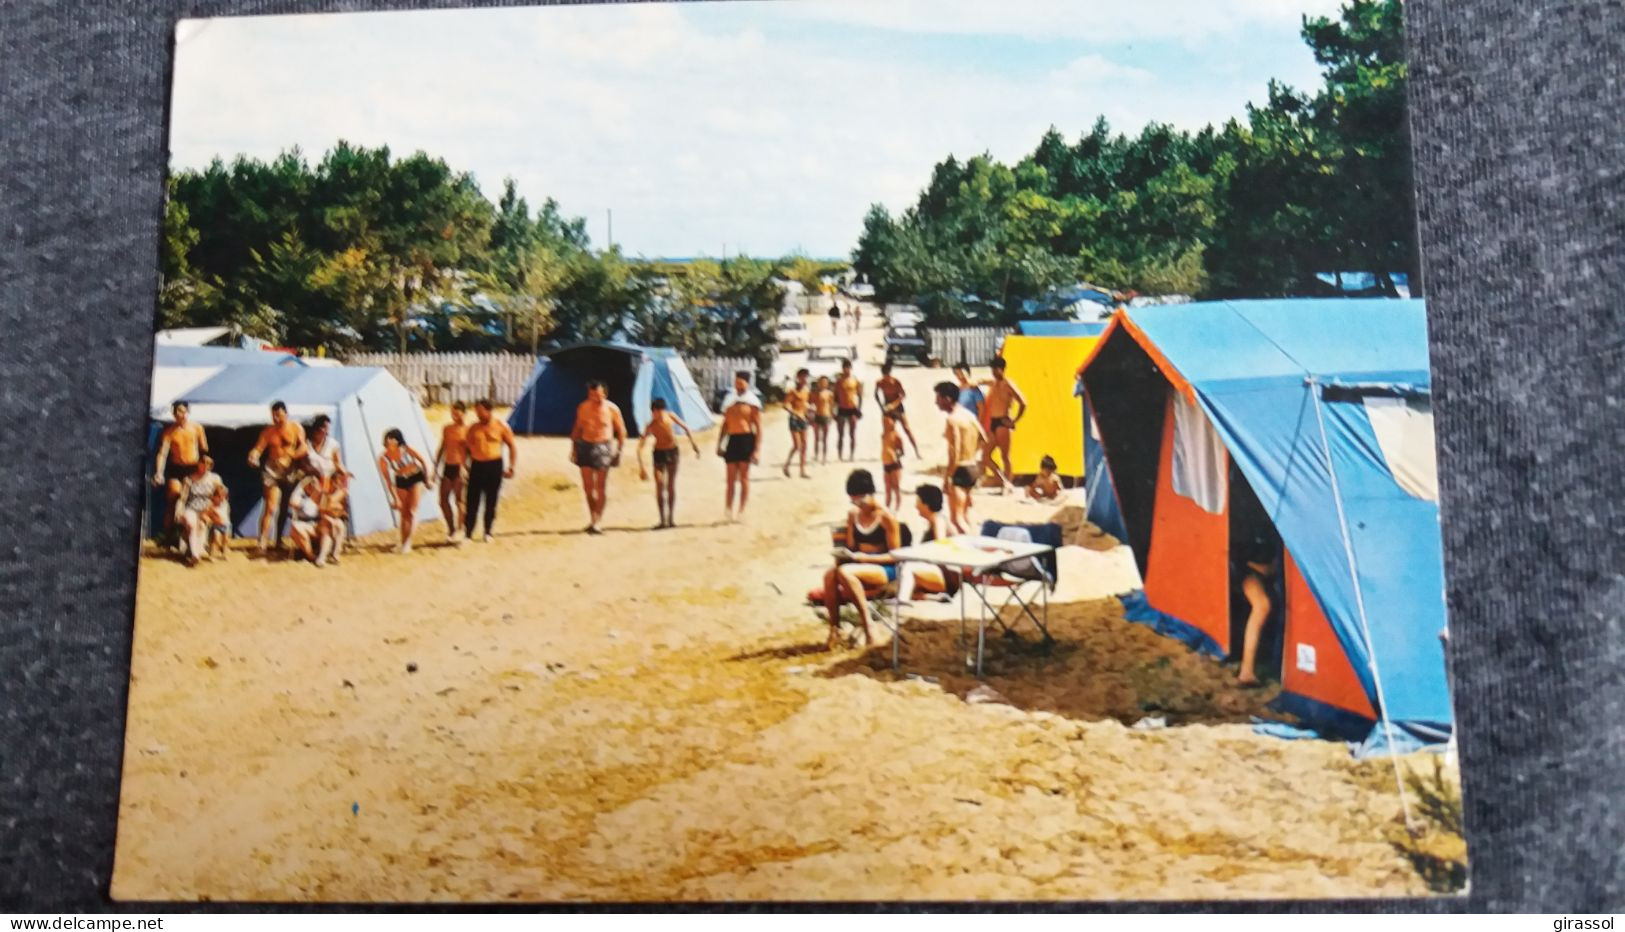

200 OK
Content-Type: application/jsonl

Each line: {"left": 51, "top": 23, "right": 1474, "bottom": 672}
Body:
{"left": 247, "top": 400, "right": 308, "bottom": 553}
{"left": 570, "top": 380, "right": 627, "bottom": 535}
{"left": 716, "top": 371, "right": 762, "bottom": 522}
{"left": 433, "top": 401, "right": 469, "bottom": 541}
{"left": 812, "top": 376, "right": 835, "bottom": 465}
{"left": 880, "top": 411, "right": 905, "bottom": 510}
{"left": 637, "top": 397, "right": 702, "bottom": 529}
{"left": 873, "top": 362, "right": 921, "bottom": 458}
{"left": 1027, "top": 454, "right": 1063, "bottom": 503}
{"left": 782, "top": 368, "right": 812, "bottom": 479}
{"left": 834, "top": 359, "right": 863, "bottom": 462}
{"left": 981, "top": 356, "right": 1026, "bottom": 494}
{"left": 934, "top": 380, "right": 988, "bottom": 535}
{"left": 153, "top": 400, "right": 208, "bottom": 545}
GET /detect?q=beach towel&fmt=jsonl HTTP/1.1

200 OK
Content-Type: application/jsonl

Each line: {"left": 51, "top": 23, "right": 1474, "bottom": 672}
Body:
{"left": 718, "top": 386, "right": 763, "bottom": 411}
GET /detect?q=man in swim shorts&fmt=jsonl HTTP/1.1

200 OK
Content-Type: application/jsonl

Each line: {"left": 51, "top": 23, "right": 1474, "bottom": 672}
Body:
{"left": 935, "top": 381, "right": 988, "bottom": 534}
{"left": 834, "top": 358, "right": 863, "bottom": 462}
{"left": 434, "top": 401, "right": 469, "bottom": 541}
{"left": 716, "top": 371, "right": 762, "bottom": 522}
{"left": 782, "top": 367, "right": 812, "bottom": 479}
{"left": 981, "top": 356, "right": 1026, "bottom": 493}
{"left": 570, "top": 380, "right": 627, "bottom": 535}
{"left": 247, "top": 400, "right": 308, "bottom": 553}
{"left": 153, "top": 400, "right": 208, "bottom": 544}
{"left": 873, "top": 361, "right": 921, "bottom": 457}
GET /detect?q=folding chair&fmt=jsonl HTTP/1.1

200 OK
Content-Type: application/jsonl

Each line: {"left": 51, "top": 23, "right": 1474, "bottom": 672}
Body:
{"left": 970, "top": 520, "right": 1062, "bottom": 643}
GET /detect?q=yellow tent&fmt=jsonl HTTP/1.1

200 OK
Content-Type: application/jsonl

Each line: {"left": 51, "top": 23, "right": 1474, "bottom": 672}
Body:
{"left": 998, "top": 334, "right": 1099, "bottom": 476}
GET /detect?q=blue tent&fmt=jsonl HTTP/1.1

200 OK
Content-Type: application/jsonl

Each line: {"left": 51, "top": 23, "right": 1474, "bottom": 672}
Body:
{"left": 1016, "top": 320, "right": 1106, "bottom": 337}
{"left": 1080, "top": 299, "right": 1451, "bottom": 749}
{"left": 509, "top": 342, "right": 714, "bottom": 437}
{"left": 146, "top": 364, "right": 439, "bottom": 539}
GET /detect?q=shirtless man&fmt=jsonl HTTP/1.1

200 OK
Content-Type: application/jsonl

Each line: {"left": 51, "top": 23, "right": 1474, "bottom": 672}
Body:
{"left": 716, "top": 371, "right": 762, "bottom": 522}
{"left": 782, "top": 368, "right": 812, "bottom": 479}
{"left": 433, "top": 401, "right": 469, "bottom": 541}
{"left": 153, "top": 400, "right": 208, "bottom": 544}
{"left": 637, "top": 397, "right": 702, "bottom": 529}
{"left": 247, "top": 400, "right": 308, "bottom": 552}
{"left": 873, "top": 362, "right": 921, "bottom": 457}
{"left": 833, "top": 359, "right": 863, "bottom": 462}
{"left": 462, "top": 399, "right": 517, "bottom": 543}
{"left": 811, "top": 376, "right": 835, "bottom": 465}
{"left": 981, "top": 356, "right": 1027, "bottom": 494}
{"left": 935, "top": 381, "right": 988, "bottom": 534}
{"left": 569, "top": 380, "right": 627, "bottom": 535}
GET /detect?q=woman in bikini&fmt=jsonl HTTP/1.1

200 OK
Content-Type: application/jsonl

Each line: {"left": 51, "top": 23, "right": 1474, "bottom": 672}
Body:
{"left": 377, "top": 428, "right": 434, "bottom": 554}
{"left": 819, "top": 469, "right": 901, "bottom": 650}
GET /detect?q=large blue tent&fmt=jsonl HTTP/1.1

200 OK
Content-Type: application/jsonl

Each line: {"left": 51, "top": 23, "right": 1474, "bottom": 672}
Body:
{"left": 1016, "top": 320, "right": 1106, "bottom": 337}
{"left": 1080, "top": 298, "right": 1451, "bottom": 749}
{"left": 508, "top": 342, "right": 714, "bottom": 437}
{"left": 146, "top": 363, "right": 439, "bottom": 539}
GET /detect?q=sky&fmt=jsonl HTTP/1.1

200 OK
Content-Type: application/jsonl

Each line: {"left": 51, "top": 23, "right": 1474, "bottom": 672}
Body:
{"left": 169, "top": 0, "right": 1345, "bottom": 259}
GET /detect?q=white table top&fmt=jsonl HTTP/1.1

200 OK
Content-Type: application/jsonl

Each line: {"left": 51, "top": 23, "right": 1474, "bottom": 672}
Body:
{"left": 890, "top": 534, "right": 1054, "bottom": 570}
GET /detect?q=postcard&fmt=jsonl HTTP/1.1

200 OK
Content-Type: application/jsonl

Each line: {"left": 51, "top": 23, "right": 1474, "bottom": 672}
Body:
{"left": 115, "top": 0, "right": 1466, "bottom": 901}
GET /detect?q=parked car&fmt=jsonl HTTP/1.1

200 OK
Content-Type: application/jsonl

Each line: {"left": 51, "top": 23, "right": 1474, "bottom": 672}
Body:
{"left": 800, "top": 342, "right": 860, "bottom": 384}
{"left": 884, "top": 324, "right": 930, "bottom": 366}
{"left": 884, "top": 305, "right": 925, "bottom": 328}
{"left": 775, "top": 319, "right": 811, "bottom": 351}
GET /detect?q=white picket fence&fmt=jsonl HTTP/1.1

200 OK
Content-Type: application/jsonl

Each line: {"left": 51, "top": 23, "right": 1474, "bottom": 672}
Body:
{"left": 686, "top": 356, "right": 758, "bottom": 411}
{"left": 344, "top": 352, "right": 537, "bottom": 406}
{"left": 927, "top": 327, "right": 1012, "bottom": 367}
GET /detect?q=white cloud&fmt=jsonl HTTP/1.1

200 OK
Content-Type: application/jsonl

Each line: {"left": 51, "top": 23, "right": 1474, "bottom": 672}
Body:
{"left": 168, "top": 1, "right": 1335, "bottom": 257}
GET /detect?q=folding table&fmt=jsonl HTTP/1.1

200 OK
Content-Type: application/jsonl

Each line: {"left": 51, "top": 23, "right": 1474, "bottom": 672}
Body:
{"left": 888, "top": 534, "right": 1057, "bottom": 677}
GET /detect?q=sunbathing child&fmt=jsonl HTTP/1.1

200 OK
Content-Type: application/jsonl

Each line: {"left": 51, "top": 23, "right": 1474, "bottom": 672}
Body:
{"left": 637, "top": 397, "right": 702, "bottom": 529}
{"left": 812, "top": 376, "right": 835, "bottom": 464}
{"left": 880, "top": 412, "right": 905, "bottom": 511}
{"left": 1026, "top": 454, "right": 1063, "bottom": 503}
{"left": 204, "top": 481, "right": 232, "bottom": 561}
{"left": 315, "top": 471, "right": 350, "bottom": 567}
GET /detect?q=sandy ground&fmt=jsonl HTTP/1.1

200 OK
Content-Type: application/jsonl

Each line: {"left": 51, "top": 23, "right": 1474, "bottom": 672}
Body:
{"left": 112, "top": 309, "right": 1454, "bottom": 902}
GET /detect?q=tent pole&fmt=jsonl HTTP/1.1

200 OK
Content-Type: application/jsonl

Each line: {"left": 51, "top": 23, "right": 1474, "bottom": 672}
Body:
{"left": 1309, "top": 378, "right": 1416, "bottom": 834}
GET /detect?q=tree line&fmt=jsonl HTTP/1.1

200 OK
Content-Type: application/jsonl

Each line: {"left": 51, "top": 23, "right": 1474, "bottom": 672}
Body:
{"left": 160, "top": 143, "right": 847, "bottom": 371}
{"left": 851, "top": 0, "right": 1416, "bottom": 323}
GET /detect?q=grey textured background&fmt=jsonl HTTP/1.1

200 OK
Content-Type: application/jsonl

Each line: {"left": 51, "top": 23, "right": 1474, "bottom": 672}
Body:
{"left": 2, "top": 0, "right": 1622, "bottom": 913}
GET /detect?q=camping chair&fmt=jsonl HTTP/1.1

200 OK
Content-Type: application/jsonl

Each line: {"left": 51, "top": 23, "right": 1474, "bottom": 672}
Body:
{"left": 818, "top": 522, "right": 911, "bottom": 649}
{"left": 968, "top": 520, "right": 1062, "bottom": 643}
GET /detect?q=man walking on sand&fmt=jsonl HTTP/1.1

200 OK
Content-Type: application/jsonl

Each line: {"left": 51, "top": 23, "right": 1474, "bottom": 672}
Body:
{"left": 834, "top": 358, "right": 863, "bottom": 462}
{"left": 153, "top": 400, "right": 208, "bottom": 545}
{"left": 570, "top": 380, "right": 627, "bottom": 535}
{"left": 981, "top": 356, "right": 1027, "bottom": 494}
{"left": 433, "top": 401, "right": 470, "bottom": 540}
{"left": 717, "top": 371, "right": 762, "bottom": 522}
{"left": 873, "top": 362, "right": 922, "bottom": 458}
{"left": 463, "top": 399, "right": 517, "bottom": 543}
{"left": 637, "top": 397, "right": 702, "bottom": 529}
{"left": 782, "top": 367, "right": 812, "bottom": 479}
{"left": 247, "top": 400, "right": 308, "bottom": 553}
{"left": 935, "top": 381, "right": 988, "bottom": 535}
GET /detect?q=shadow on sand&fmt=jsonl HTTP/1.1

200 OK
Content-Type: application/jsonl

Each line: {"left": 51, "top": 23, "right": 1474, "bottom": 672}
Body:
{"left": 756, "top": 598, "right": 1285, "bottom": 730}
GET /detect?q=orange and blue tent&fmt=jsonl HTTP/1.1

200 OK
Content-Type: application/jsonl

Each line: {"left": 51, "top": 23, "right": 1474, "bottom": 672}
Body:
{"left": 1078, "top": 299, "right": 1451, "bottom": 750}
